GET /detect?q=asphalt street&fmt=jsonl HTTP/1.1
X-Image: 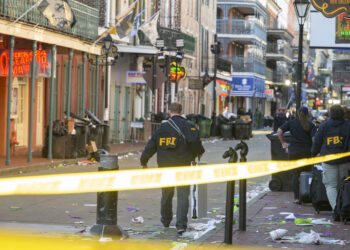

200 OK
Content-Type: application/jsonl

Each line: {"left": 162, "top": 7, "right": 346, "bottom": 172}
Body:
{"left": 0, "top": 131, "right": 272, "bottom": 242}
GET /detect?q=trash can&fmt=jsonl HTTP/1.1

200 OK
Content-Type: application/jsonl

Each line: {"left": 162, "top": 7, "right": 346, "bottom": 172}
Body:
{"left": 75, "top": 122, "right": 89, "bottom": 157}
{"left": 89, "top": 124, "right": 104, "bottom": 149}
{"left": 233, "top": 121, "right": 251, "bottom": 140}
{"left": 199, "top": 119, "right": 207, "bottom": 138}
{"left": 266, "top": 132, "right": 293, "bottom": 191}
{"left": 220, "top": 123, "right": 233, "bottom": 140}
{"left": 205, "top": 119, "right": 211, "bottom": 138}
{"left": 52, "top": 134, "right": 77, "bottom": 159}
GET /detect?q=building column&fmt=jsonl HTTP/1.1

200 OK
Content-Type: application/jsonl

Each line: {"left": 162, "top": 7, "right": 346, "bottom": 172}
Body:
{"left": 67, "top": 49, "right": 74, "bottom": 116}
{"left": 28, "top": 40, "right": 37, "bottom": 163}
{"left": 82, "top": 52, "right": 87, "bottom": 117}
{"left": 5, "top": 36, "right": 15, "bottom": 166}
{"left": 95, "top": 56, "right": 99, "bottom": 115}
{"left": 48, "top": 45, "right": 56, "bottom": 160}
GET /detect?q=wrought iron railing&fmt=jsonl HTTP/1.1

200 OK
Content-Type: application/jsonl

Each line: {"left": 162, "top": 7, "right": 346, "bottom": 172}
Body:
{"left": 0, "top": 0, "right": 99, "bottom": 40}
{"left": 217, "top": 18, "right": 266, "bottom": 42}
{"left": 221, "top": 55, "right": 265, "bottom": 75}
{"left": 266, "top": 43, "right": 293, "bottom": 59}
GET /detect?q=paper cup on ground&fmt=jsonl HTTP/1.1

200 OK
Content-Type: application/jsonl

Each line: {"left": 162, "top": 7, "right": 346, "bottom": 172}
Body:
{"left": 269, "top": 229, "right": 288, "bottom": 240}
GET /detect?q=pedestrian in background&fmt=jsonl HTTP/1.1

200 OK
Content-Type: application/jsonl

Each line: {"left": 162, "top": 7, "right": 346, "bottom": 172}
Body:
{"left": 223, "top": 106, "right": 229, "bottom": 118}
{"left": 311, "top": 105, "right": 350, "bottom": 216}
{"left": 140, "top": 102, "right": 205, "bottom": 235}
{"left": 277, "top": 106, "right": 316, "bottom": 204}
{"left": 273, "top": 108, "right": 287, "bottom": 132}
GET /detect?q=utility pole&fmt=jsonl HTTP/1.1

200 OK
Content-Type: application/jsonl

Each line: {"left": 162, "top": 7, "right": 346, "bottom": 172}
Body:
{"left": 211, "top": 34, "right": 220, "bottom": 136}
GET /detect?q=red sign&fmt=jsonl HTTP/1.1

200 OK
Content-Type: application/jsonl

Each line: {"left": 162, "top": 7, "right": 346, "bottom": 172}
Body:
{"left": 0, "top": 49, "right": 52, "bottom": 77}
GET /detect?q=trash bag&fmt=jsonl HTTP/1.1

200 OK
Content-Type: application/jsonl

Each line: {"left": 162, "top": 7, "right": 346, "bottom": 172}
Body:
{"left": 52, "top": 120, "right": 68, "bottom": 136}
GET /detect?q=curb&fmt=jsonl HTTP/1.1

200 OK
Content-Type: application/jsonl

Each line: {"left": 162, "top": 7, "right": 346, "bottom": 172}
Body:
{"left": 0, "top": 149, "right": 143, "bottom": 177}
{"left": 195, "top": 190, "right": 269, "bottom": 244}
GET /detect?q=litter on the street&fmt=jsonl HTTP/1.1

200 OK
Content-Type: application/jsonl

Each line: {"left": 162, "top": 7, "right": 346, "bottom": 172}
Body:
{"left": 278, "top": 230, "right": 345, "bottom": 245}
{"left": 131, "top": 216, "right": 144, "bottom": 224}
{"left": 269, "top": 229, "right": 288, "bottom": 240}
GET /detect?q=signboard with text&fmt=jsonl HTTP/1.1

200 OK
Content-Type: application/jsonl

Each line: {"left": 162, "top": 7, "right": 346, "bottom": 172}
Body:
{"left": 126, "top": 71, "right": 146, "bottom": 84}
{"left": 312, "top": 0, "right": 350, "bottom": 18}
{"left": 0, "top": 49, "right": 52, "bottom": 77}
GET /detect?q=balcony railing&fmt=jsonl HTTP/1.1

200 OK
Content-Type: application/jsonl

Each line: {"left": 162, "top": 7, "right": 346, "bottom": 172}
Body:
{"left": 221, "top": 55, "right": 265, "bottom": 75}
{"left": 0, "top": 0, "right": 99, "bottom": 40}
{"left": 266, "top": 68, "right": 288, "bottom": 83}
{"left": 266, "top": 43, "right": 293, "bottom": 59}
{"left": 217, "top": 18, "right": 266, "bottom": 42}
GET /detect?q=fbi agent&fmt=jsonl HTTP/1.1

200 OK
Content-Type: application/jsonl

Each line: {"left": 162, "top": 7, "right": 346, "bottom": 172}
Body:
{"left": 140, "top": 102, "right": 205, "bottom": 235}
{"left": 312, "top": 105, "right": 350, "bottom": 213}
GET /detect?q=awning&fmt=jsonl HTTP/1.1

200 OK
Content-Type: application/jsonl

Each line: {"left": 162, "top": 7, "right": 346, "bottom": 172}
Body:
{"left": 115, "top": 44, "right": 158, "bottom": 54}
{"left": 230, "top": 75, "right": 265, "bottom": 98}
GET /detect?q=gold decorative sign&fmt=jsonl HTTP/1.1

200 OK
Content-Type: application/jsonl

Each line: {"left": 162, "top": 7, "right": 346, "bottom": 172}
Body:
{"left": 311, "top": 0, "right": 350, "bottom": 18}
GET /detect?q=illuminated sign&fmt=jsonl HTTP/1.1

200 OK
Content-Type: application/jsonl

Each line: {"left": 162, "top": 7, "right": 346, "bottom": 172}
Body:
{"left": 0, "top": 49, "right": 52, "bottom": 77}
{"left": 170, "top": 62, "right": 186, "bottom": 82}
{"left": 126, "top": 71, "right": 146, "bottom": 84}
{"left": 312, "top": 0, "right": 350, "bottom": 18}
{"left": 336, "top": 13, "right": 350, "bottom": 43}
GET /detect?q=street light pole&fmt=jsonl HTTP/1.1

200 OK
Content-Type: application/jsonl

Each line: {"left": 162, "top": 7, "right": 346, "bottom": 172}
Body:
{"left": 296, "top": 23, "right": 303, "bottom": 111}
{"left": 294, "top": 0, "right": 310, "bottom": 111}
{"left": 210, "top": 34, "right": 220, "bottom": 136}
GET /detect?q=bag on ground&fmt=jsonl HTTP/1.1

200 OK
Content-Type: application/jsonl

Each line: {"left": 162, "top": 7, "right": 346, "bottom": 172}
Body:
{"left": 310, "top": 165, "right": 332, "bottom": 213}
{"left": 334, "top": 176, "right": 350, "bottom": 223}
{"left": 299, "top": 171, "right": 313, "bottom": 203}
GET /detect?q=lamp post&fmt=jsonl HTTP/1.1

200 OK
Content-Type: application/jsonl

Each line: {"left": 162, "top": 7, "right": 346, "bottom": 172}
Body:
{"left": 175, "top": 38, "right": 184, "bottom": 101}
{"left": 210, "top": 34, "right": 221, "bottom": 136}
{"left": 294, "top": 0, "right": 310, "bottom": 111}
{"left": 101, "top": 34, "right": 117, "bottom": 151}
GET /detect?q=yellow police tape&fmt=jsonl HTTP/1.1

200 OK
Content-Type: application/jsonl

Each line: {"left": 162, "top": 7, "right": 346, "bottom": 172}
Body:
{"left": 0, "top": 152, "right": 349, "bottom": 196}
{"left": 0, "top": 231, "right": 269, "bottom": 250}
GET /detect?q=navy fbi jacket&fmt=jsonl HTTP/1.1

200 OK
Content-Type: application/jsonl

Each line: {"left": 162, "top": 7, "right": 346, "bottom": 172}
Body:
{"left": 140, "top": 115, "right": 205, "bottom": 167}
{"left": 311, "top": 118, "right": 350, "bottom": 165}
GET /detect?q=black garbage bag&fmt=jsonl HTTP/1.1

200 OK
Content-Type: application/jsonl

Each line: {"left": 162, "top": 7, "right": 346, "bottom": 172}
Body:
{"left": 52, "top": 120, "right": 68, "bottom": 136}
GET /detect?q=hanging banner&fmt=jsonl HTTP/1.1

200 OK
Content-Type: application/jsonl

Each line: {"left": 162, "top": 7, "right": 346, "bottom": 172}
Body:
{"left": 311, "top": 0, "right": 350, "bottom": 18}
{"left": 0, "top": 49, "right": 52, "bottom": 77}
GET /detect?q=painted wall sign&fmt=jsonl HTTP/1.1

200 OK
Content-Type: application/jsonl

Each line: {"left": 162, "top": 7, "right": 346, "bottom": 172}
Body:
{"left": 311, "top": 0, "right": 350, "bottom": 18}
{"left": 0, "top": 49, "right": 52, "bottom": 77}
{"left": 126, "top": 71, "right": 146, "bottom": 84}
{"left": 189, "top": 79, "right": 203, "bottom": 90}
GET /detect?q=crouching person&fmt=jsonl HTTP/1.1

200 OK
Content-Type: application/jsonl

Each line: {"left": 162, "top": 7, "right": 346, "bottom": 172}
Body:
{"left": 140, "top": 102, "right": 205, "bottom": 235}
{"left": 311, "top": 105, "right": 350, "bottom": 219}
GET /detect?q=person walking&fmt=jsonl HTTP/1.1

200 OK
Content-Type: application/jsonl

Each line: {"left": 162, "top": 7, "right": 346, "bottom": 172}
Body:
{"left": 277, "top": 106, "right": 316, "bottom": 204}
{"left": 273, "top": 108, "right": 287, "bottom": 132}
{"left": 311, "top": 105, "right": 350, "bottom": 218}
{"left": 140, "top": 102, "right": 205, "bottom": 234}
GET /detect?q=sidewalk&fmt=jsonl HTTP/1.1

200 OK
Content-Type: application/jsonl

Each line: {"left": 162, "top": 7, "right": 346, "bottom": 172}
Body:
{"left": 0, "top": 141, "right": 146, "bottom": 175}
{"left": 203, "top": 191, "right": 348, "bottom": 249}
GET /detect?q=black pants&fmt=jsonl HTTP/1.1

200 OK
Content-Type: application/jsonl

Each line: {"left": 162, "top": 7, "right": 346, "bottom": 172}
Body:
{"left": 289, "top": 152, "right": 312, "bottom": 200}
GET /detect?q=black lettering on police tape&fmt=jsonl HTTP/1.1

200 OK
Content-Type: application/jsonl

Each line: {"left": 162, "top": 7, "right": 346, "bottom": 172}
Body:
{"left": 214, "top": 167, "right": 238, "bottom": 178}
{"left": 175, "top": 170, "right": 202, "bottom": 182}
{"left": 131, "top": 173, "right": 162, "bottom": 185}
{"left": 78, "top": 177, "right": 116, "bottom": 190}
{"left": 15, "top": 181, "right": 62, "bottom": 194}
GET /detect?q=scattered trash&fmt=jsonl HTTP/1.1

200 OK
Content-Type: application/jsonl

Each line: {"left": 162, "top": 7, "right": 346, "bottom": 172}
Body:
{"left": 285, "top": 214, "right": 296, "bottom": 220}
{"left": 74, "top": 221, "right": 84, "bottom": 224}
{"left": 263, "top": 207, "right": 278, "bottom": 210}
{"left": 84, "top": 204, "right": 97, "bottom": 207}
{"left": 183, "top": 219, "right": 219, "bottom": 240}
{"left": 269, "top": 229, "right": 288, "bottom": 240}
{"left": 294, "top": 218, "right": 312, "bottom": 225}
{"left": 126, "top": 206, "right": 139, "bottom": 212}
{"left": 70, "top": 216, "right": 83, "bottom": 219}
{"left": 311, "top": 218, "right": 333, "bottom": 225}
{"left": 99, "top": 237, "right": 113, "bottom": 242}
{"left": 78, "top": 160, "right": 95, "bottom": 166}
{"left": 278, "top": 230, "right": 345, "bottom": 245}
{"left": 58, "top": 164, "right": 64, "bottom": 168}
{"left": 9, "top": 206, "right": 21, "bottom": 211}
{"left": 131, "top": 216, "right": 144, "bottom": 224}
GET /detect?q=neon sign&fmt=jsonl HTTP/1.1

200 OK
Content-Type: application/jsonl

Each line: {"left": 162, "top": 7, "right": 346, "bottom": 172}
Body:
{"left": 170, "top": 62, "right": 186, "bottom": 82}
{"left": 311, "top": 0, "right": 350, "bottom": 18}
{"left": 0, "top": 49, "right": 52, "bottom": 77}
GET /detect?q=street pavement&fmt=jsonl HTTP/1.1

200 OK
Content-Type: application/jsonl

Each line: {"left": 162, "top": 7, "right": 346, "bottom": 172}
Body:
{"left": 0, "top": 131, "right": 272, "bottom": 245}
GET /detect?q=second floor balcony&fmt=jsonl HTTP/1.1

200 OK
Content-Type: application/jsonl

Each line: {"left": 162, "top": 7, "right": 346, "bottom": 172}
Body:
{"left": 221, "top": 55, "right": 265, "bottom": 76}
{"left": 217, "top": 18, "right": 266, "bottom": 46}
{"left": 266, "top": 43, "right": 293, "bottom": 63}
{"left": 266, "top": 67, "right": 289, "bottom": 84}
{"left": 0, "top": 0, "right": 99, "bottom": 41}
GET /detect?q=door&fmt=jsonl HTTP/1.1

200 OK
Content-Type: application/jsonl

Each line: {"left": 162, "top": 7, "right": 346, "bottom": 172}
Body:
{"left": 36, "top": 78, "right": 44, "bottom": 146}
{"left": 14, "top": 77, "right": 29, "bottom": 146}
{"left": 123, "top": 87, "right": 130, "bottom": 141}
{"left": 113, "top": 86, "right": 120, "bottom": 142}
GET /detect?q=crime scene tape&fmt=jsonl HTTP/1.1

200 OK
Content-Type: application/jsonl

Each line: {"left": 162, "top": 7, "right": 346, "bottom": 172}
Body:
{"left": 0, "top": 152, "right": 349, "bottom": 196}
{"left": 0, "top": 231, "right": 268, "bottom": 250}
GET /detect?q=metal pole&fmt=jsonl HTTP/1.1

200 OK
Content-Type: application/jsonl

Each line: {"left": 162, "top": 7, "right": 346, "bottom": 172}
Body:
{"left": 239, "top": 178, "right": 247, "bottom": 231}
{"left": 28, "top": 40, "right": 37, "bottom": 163}
{"left": 5, "top": 36, "right": 15, "bottom": 166}
{"left": 212, "top": 34, "right": 218, "bottom": 135}
{"left": 296, "top": 23, "right": 304, "bottom": 111}
{"left": 175, "top": 61, "right": 178, "bottom": 101}
{"left": 224, "top": 180, "right": 235, "bottom": 244}
{"left": 95, "top": 56, "right": 99, "bottom": 115}
{"left": 67, "top": 49, "right": 73, "bottom": 116}
{"left": 82, "top": 52, "right": 87, "bottom": 117}
{"left": 48, "top": 45, "right": 56, "bottom": 160}
{"left": 102, "top": 52, "right": 110, "bottom": 151}
{"left": 152, "top": 55, "right": 157, "bottom": 112}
